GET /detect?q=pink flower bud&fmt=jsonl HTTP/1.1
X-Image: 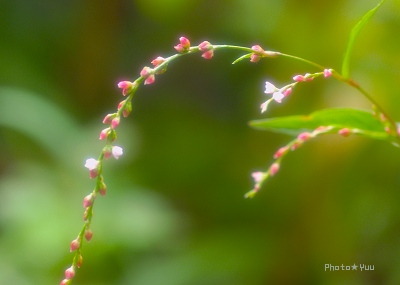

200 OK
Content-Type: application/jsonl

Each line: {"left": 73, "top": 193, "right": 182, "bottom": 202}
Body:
{"left": 250, "top": 54, "right": 260, "bottom": 62}
{"left": 118, "top": 100, "right": 125, "bottom": 110}
{"left": 84, "top": 158, "right": 100, "bottom": 179}
{"left": 179, "top": 36, "right": 190, "bottom": 49}
{"left": 270, "top": 163, "right": 280, "bottom": 176}
{"left": 117, "top": 81, "right": 131, "bottom": 89}
{"left": 65, "top": 266, "right": 75, "bottom": 280}
{"left": 99, "top": 128, "right": 110, "bottom": 140}
{"left": 102, "top": 114, "right": 115, "bottom": 124}
{"left": 84, "top": 228, "right": 93, "bottom": 241}
{"left": 201, "top": 50, "right": 214, "bottom": 59}
{"left": 198, "top": 41, "right": 212, "bottom": 52}
{"left": 140, "top": 66, "right": 152, "bottom": 78}
{"left": 251, "top": 45, "right": 264, "bottom": 53}
{"left": 338, "top": 128, "right": 351, "bottom": 137}
{"left": 70, "top": 238, "right": 80, "bottom": 252}
{"left": 264, "top": 82, "right": 277, "bottom": 94}
{"left": 323, "top": 69, "right": 333, "bottom": 78}
{"left": 112, "top": 146, "right": 123, "bottom": 159}
{"left": 144, "top": 74, "right": 155, "bottom": 85}
{"left": 117, "top": 81, "right": 134, "bottom": 96}
{"left": 111, "top": 116, "right": 120, "bottom": 129}
{"left": 98, "top": 182, "right": 107, "bottom": 196}
{"left": 60, "top": 279, "right": 70, "bottom": 285}
{"left": 103, "top": 145, "right": 112, "bottom": 160}
{"left": 273, "top": 146, "right": 289, "bottom": 159}
{"left": 122, "top": 101, "right": 132, "bottom": 117}
{"left": 283, "top": 87, "right": 292, "bottom": 97}
{"left": 304, "top": 73, "right": 314, "bottom": 82}
{"left": 297, "top": 132, "right": 312, "bottom": 141}
{"left": 291, "top": 141, "right": 303, "bottom": 150}
{"left": 83, "top": 193, "right": 94, "bottom": 208}
{"left": 151, "top": 56, "right": 166, "bottom": 67}
{"left": 174, "top": 36, "right": 190, "bottom": 52}
{"left": 293, "top": 75, "right": 305, "bottom": 82}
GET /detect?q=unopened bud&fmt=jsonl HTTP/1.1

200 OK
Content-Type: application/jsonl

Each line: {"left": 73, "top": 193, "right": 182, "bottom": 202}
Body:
{"left": 70, "top": 238, "right": 80, "bottom": 252}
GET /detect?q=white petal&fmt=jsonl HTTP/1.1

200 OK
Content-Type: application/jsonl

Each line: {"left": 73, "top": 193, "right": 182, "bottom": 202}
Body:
{"left": 264, "top": 82, "right": 276, "bottom": 94}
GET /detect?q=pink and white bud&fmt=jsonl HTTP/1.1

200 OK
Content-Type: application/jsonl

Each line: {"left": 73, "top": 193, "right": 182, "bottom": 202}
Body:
{"left": 264, "top": 81, "right": 277, "bottom": 94}
{"left": 251, "top": 171, "right": 264, "bottom": 184}
{"left": 111, "top": 116, "right": 120, "bottom": 129}
{"left": 179, "top": 37, "right": 190, "bottom": 48}
{"left": 98, "top": 182, "right": 107, "bottom": 196}
{"left": 174, "top": 36, "right": 190, "bottom": 52}
{"left": 122, "top": 101, "right": 132, "bottom": 117}
{"left": 304, "top": 73, "right": 314, "bottom": 82}
{"left": 201, "top": 50, "right": 214, "bottom": 59}
{"left": 99, "top": 128, "right": 110, "bottom": 140}
{"left": 291, "top": 141, "right": 303, "bottom": 150}
{"left": 251, "top": 45, "right": 265, "bottom": 53}
{"left": 84, "top": 228, "right": 93, "bottom": 241}
{"left": 83, "top": 193, "right": 94, "bottom": 208}
{"left": 273, "top": 146, "right": 289, "bottom": 159}
{"left": 297, "top": 132, "right": 312, "bottom": 141}
{"left": 338, "top": 128, "right": 351, "bottom": 137}
{"left": 293, "top": 75, "right": 305, "bottom": 82}
{"left": 151, "top": 56, "right": 166, "bottom": 67}
{"left": 65, "top": 266, "right": 75, "bottom": 280}
{"left": 117, "top": 81, "right": 134, "bottom": 96}
{"left": 118, "top": 100, "right": 126, "bottom": 110}
{"left": 70, "top": 238, "right": 80, "bottom": 252}
{"left": 60, "top": 279, "right": 70, "bottom": 285}
{"left": 323, "top": 69, "right": 333, "bottom": 78}
{"left": 198, "top": 41, "right": 212, "bottom": 51}
{"left": 112, "top": 146, "right": 123, "bottom": 159}
{"left": 260, "top": 101, "right": 269, "bottom": 113}
{"left": 102, "top": 114, "right": 115, "bottom": 124}
{"left": 103, "top": 145, "right": 112, "bottom": 160}
{"left": 144, "top": 74, "right": 155, "bottom": 85}
{"left": 84, "top": 158, "right": 100, "bottom": 179}
{"left": 283, "top": 87, "right": 292, "bottom": 97}
{"left": 140, "top": 66, "right": 152, "bottom": 78}
{"left": 269, "top": 163, "right": 280, "bottom": 176}
{"left": 250, "top": 53, "right": 260, "bottom": 62}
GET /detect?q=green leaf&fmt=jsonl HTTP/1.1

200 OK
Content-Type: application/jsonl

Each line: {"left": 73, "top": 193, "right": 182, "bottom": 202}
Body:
{"left": 341, "top": 0, "right": 386, "bottom": 79}
{"left": 249, "top": 108, "right": 390, "bottom": 140}
{"left": 232, "top": 53, "right": 251, "bottom": 64}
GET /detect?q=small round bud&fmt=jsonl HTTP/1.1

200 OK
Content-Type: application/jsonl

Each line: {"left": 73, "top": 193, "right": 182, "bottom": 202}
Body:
{"left": 84, "top": 228, "right": 93, "bottom": 241}
{"left": 338, "top": 128, "right": 351, "bottom": 137}
{"left": 70, "top": 238, "right": 80, "bottom": 252}
{"left": 83, "top": 193, "right": 94, "bottom": 208}
{"left": 65, "top": 266, "right": 75, "bottom": 280}
{"left": 323, "top": 69, "right": 333, "bottom": 78}
{"left": 270, "top": 163, "right": 280, "bottom": 176}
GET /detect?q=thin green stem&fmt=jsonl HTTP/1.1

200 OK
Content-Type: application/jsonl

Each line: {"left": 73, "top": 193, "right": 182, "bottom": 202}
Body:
{"left": 279, "top": 53, "right": 326, "bottom": 70}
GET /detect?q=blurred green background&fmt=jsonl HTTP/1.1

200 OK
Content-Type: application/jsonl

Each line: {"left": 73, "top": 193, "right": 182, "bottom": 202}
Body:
{"left": 1, "top": 0, "right": 400, "bottom": 284}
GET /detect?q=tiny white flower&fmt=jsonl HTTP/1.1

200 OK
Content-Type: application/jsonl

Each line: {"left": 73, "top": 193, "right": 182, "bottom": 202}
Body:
{"left": 264, "top": 81, "right": 277, "bottom": 94}
{"left": 272, "top": 91, "right": 284, "bottom": 103}
{"left": 112, "top": 146, "right": 123, "bottom": 159}
{"left": 251, "top": 171, "right": 264, "bottom": 184}
{"left": 84, "top": 158, "right": 99, "bottom": 170}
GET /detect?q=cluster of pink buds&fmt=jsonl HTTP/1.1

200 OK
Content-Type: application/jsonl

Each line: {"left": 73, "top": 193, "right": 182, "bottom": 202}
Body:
{"left": 246, "top": 126, "right": 337, "bottom": 198}
{"left": 174, "top": 36, "right": 191, "bottom": 53}
{"left": 260, "top": 69, "right": 333, "bottom": 113}
{"left": 198, "top": 41, "right": 214, "bottom": 59}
